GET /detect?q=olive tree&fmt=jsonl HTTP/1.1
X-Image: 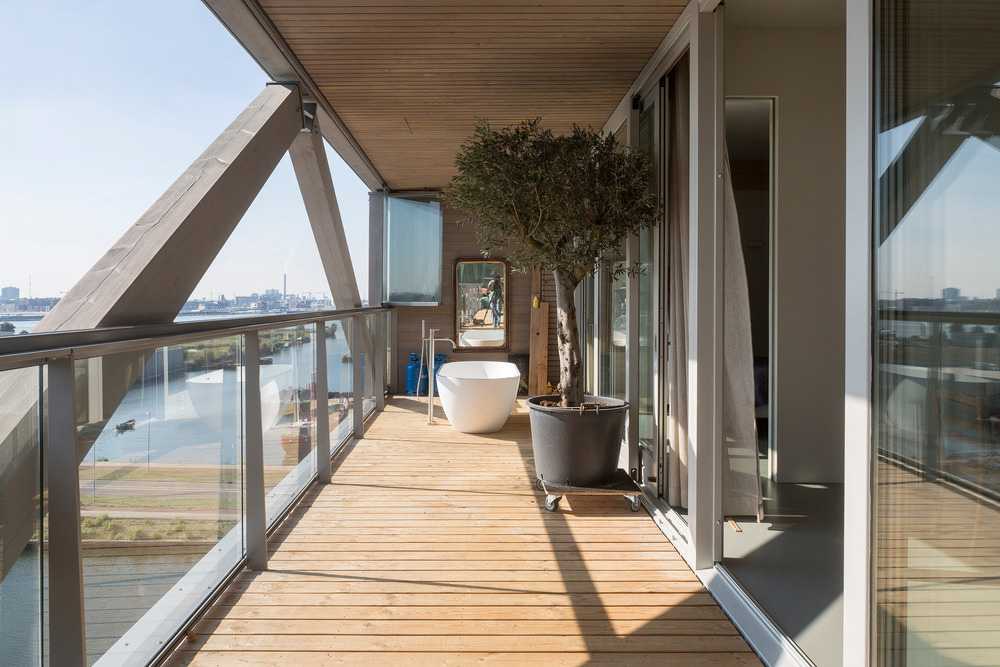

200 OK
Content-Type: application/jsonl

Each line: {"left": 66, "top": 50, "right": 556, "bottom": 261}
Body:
{"left": 446, "top": 119, "right": 658, "bottom": 406}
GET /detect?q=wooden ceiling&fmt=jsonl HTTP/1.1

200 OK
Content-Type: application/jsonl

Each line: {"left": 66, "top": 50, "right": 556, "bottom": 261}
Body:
{"left": 257, "top": 0, "right": 685, "bottom": 190}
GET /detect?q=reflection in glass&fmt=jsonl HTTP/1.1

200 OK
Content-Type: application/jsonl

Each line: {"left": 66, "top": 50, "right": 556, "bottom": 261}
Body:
{"left": 385, "top": 196, "right": 443, "bottom": 305}
{"left": 360, "top": 313, "right": 380, "bottom": 417}
{"left": 73, "top": 339, "right": 244, "bottom": 664}
{"left": 258, "top": 324, "right": 317, "bottom": 525}
{"left": 600, "top": 260, "right": 628, "bottom": 400}
{"left": 874, "top": 2, "right": 1000, "bottom": 664}
{"left": 0, "top": 367, "right": 43, "bottom": 665}
{"left": 577, "top": 272, "right": 596, "bottom": 394}
{"left": 637, "top": 95, "right": 659, "bottom": 493}
{"left": 455, "top": 260, "right": 507, "bottom": 349}
{"left": 323, "top": 319, "right": 354, "bottom": 448}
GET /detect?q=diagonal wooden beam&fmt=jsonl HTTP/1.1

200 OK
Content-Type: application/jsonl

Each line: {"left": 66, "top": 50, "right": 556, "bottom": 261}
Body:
{"left": 39, "top": 84, "right": 302, "bottom": 331}
{"left": 289, "top": 122, "right": 379, "bottom": 401}
{"left": 0, "top": 84, "right": 302, "bottom": 584}
{"left": 289, "top": 124, "right": 362, "bottom": 309}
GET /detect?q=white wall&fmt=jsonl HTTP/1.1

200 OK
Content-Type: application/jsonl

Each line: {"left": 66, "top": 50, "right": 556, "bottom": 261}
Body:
{"left": 726, "top": 26, "right": 846, "bottom": 483}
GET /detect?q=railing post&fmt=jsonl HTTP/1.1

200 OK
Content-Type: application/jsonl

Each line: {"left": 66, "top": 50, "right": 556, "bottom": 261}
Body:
{"left": 352, "top": 315, "right": 365, "bottom": 438}
{"left": 244, "top": 332, "right": 268, "bottom": 571}
{"left": 314, "top": 321, "right": 331, "bottom": 483}
{"left": 374, "top": 313, "right": 386, "bottom": 411}
{"left": 47, "top": 356, "right": 87, "bottom": 666}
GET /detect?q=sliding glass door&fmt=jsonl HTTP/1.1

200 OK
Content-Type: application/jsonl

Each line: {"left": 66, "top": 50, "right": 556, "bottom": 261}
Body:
{"left": 873, "top": 1, "right": 1000, "bottom": 664}
{"left": 628, "top": 54, "right": 689, "bottom": 512}
{"left": 635, "top": 82, "right": 661, "bottom": 497}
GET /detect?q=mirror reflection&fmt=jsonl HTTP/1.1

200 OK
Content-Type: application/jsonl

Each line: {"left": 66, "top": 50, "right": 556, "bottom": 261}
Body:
{"left": 455, "top": 260, "right": 508, "bottom": 349}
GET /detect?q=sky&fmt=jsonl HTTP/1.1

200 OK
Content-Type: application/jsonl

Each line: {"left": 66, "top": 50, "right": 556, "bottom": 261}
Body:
{"left": 0, "top": 1, "right": 369, "bottom": 303}
{"left": 878, "top": 126, "right": 1000, "bottom": 301}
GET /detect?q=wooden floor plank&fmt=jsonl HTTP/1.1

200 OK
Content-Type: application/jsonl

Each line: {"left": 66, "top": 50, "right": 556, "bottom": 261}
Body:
{"left": 171, "top": 651, "right": 761, "bottom": 666}
{"left": 169, "top": 398, "right": 759, "bottom": 665}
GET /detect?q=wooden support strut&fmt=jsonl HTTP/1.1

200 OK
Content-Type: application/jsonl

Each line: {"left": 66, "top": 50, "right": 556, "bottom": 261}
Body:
{"left": 528, "top": 269, "right": 550, "bottom": 396}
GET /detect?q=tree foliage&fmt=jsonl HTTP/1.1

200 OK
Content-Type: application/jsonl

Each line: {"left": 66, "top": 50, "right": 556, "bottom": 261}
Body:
{"left": 446, "top": 119, "right": 659, "bottom": 405}
{"left": 445, "top": 119, "right": 659, "bottom": 284}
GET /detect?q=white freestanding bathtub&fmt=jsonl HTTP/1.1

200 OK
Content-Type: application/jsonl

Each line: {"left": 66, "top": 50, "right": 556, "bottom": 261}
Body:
{"left": 436, "top": 361, "right": 520, "bottom": 433}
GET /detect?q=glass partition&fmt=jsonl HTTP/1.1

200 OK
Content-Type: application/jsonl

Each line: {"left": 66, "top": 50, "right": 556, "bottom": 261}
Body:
{"left": 73, "top": 337, "right": 244, "bottom": 664}
{"left": 874, "top": 2, "right": 1000, "bottom": 664}
{"left": 577, "top": 272, "right": 596, "bottom": 394}
{"left": 258, "top": 324, "right": 317, "bottom": 526}
{"left": 599, "top": 260, "right": 628, "bottom": 400}
{"left": 385, "top": 196, "right": 442, "bottom": 305}
{"left": 455, "top": 259, "right": 508, "bottom": 350}
{"left": 0, "top": 366, "right": 45, "bottom": 665}
{"left": 323, "top": 319, "right": 354, "bottom": 448}
{"left": 360, "top": 314, "right": 378, "bottom": 417}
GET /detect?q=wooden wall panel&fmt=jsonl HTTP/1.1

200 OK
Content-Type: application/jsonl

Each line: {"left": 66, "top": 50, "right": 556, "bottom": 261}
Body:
{"left": 392, "top": 207, "right": 540, "bottom": 392}
{"left": 541, "top": 271, "right": 560, "bottom": 388}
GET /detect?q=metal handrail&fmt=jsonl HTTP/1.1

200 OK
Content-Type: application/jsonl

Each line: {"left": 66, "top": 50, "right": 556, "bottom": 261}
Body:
{"left": 0, "top": 304, "right": 392, "bottom": 371}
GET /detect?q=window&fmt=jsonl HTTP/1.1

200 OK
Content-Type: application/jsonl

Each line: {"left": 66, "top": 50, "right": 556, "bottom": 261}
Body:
{"left": 873, "top": 2, "right": 1000, "bottom": 664}
{"left": 384, "top": 196, "right": 442, "bottom": 305}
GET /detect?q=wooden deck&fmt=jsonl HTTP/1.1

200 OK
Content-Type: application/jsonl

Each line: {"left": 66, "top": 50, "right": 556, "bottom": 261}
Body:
{"left": 169, "top": 397, "right": 760, "bottom": 666}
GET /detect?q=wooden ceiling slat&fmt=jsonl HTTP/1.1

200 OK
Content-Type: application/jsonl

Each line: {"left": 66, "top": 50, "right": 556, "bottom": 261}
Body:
{"left": 259, "top": 0, "right": 678, "bottom": 189}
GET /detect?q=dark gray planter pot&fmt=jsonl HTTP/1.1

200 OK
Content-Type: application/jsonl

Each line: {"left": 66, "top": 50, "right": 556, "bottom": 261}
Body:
{"left": 527, "top": 395, "right": 628, "bottom": 487}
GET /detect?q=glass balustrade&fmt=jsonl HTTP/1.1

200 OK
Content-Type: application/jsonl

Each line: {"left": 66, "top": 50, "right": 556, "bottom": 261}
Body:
{"left": 323, "top": 318, "right": 354, "bottom": 449}
{"left": 73, "top": 338, "right": 244, "bottom": 665}
{"left": 258, "top": 323, "right": 318, "bottom": 526}
{"left": 0, "top": 307, "right": 388, "bottom": 666}
{"left": 0, "top": 366, "right": 45, "bottom": 665}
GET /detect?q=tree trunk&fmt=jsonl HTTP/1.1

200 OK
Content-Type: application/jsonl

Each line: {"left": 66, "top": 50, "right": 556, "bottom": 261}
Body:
{"left": 553, "top": 270, "right": 583, "bottom": 407}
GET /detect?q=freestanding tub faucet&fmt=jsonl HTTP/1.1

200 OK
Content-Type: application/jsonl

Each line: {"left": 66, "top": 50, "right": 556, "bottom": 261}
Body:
{"left": 422, "top": 323, "right": 456, "bottom": 424}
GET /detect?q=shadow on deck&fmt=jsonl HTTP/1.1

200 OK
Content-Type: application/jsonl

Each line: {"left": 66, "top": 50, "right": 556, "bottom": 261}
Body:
{"left": 167, "top": 396, "right": 760, "bottom": 666}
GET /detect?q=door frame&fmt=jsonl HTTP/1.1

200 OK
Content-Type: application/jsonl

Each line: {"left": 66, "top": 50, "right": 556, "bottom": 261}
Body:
{"left": 628, "top": 77, "right": 667, "bottom": 500}
{"left": 608, "top": 1, "right": 698, "bottom": 558}
{"left": 844, "top": 0, "right": 874, "bottom": 664}
{"left": 724, "top": 95, "right": 778, "bottom": 481}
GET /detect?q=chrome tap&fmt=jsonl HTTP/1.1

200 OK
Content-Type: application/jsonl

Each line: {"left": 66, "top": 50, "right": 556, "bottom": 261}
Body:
{"left": 424, "top": 327, "right": 456, "bottom": 424}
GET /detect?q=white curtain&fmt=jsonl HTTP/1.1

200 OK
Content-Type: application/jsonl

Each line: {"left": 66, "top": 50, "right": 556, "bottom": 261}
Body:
{"left": 721, "top": 147, "right": 763, "bottom": 520}
{"left": 664, "top": 56, "right": 761, "bottom": 518}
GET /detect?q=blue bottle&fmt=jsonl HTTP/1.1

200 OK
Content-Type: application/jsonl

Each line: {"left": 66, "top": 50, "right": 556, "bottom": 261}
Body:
{"left": 405, "top": 352, "right": 421, "bottom": 395}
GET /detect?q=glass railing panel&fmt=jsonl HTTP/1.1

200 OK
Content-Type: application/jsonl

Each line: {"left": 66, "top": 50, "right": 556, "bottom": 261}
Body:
{"left": 258, "top": 323, "right": 318, "bottom": 527}
{"left": 385, "top": 312, "right": 394, "bottom": 399}
{"left": 72, "top": 337, "right": 244, "bottom": 665}
{"left": 324, "top": 318, "right": 354, "bottom": 448}
{"left": 361, "top": 313, "right": 378, "bottom": 418}
{"left": 0, "top": 365, "right": 45, "bottom": 666}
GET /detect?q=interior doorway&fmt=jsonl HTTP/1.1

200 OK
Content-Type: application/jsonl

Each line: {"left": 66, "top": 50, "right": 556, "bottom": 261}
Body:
{"left": 719, "top": 2, "right": 847, "bottom": 665}
{"left": 725, "top": 97, "right": 774, "bottom": 480}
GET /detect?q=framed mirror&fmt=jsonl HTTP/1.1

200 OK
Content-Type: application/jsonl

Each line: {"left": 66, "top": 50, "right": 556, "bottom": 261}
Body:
{"left": 454, "top": 259, "right": 509, "bottom": 350}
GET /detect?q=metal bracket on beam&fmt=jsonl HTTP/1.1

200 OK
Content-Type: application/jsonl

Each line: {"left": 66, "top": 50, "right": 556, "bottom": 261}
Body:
{"left": 267, "top": 80, "right": 308, "bottom": 130}
{"left": 301, "top": 101, "right": 318, "bottom": 133}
